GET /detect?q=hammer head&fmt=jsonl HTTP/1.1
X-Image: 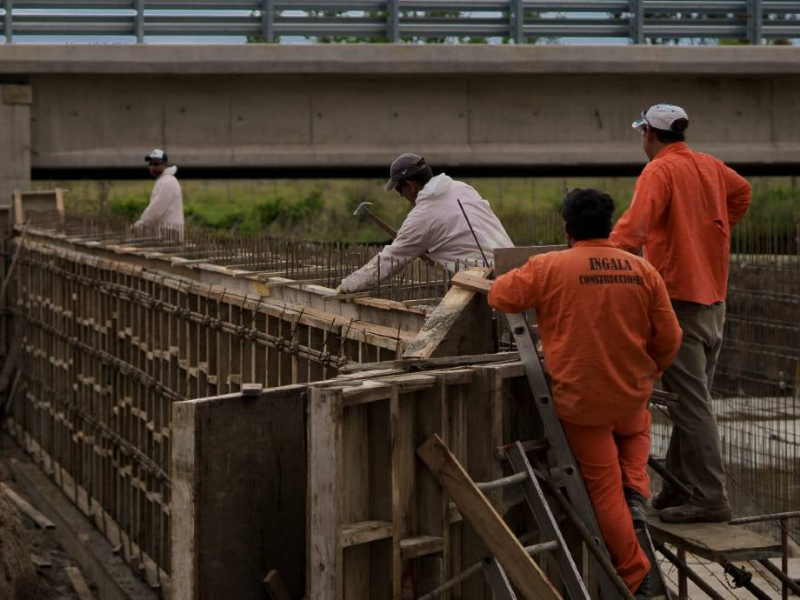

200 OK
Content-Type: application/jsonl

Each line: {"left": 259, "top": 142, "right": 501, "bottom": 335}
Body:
{"left": 353, "top": 202, "right": 373, "bottom": 218}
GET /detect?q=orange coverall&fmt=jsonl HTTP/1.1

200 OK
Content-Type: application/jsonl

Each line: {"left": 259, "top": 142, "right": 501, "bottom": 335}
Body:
{"left": 488, "top": 240, "right": 682, "bottom": 591}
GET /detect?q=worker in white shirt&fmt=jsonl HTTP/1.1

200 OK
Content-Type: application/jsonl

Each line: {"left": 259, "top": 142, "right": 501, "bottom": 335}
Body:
{"left": 337, "top": 153, "right": 513, "bottom": 293}
{"left": 135, "top": 149, "right": 184, "bottom": 235}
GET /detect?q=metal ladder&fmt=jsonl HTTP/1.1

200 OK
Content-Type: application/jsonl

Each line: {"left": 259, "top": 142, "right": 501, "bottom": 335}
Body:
{"left": 417, "top": 437, "right": 589, "bottom": 600}
{"left": 506, "top": 311, "right": 672, "bottom": 600}
{"left": 475, "top": 441, "right": 591, "bottom": 600}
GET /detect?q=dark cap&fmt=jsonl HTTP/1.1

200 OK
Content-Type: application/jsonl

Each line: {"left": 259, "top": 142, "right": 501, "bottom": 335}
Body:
{"left": 384, "top": 153, "right": 428, "bottom": 192}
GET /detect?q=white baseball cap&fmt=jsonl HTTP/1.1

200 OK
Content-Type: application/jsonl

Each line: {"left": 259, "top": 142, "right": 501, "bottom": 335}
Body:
{"left": 632, "top": 104, "right": 689, "bottom": 132}
{"left": 145, "top": 148, "right": 168, "bottom": 163}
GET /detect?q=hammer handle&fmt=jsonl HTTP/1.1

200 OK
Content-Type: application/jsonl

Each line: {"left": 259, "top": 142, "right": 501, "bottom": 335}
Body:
{"left": 368, "top": 213, "right": 398, "bottom": 238}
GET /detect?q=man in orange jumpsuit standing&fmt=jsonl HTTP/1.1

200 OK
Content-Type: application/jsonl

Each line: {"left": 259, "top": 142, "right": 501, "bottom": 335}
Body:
{"left": 489, "top": 188, "right": 682, "bottom": 598}
{"left": 611, "top": 104, "right": 751, "bottom": 524}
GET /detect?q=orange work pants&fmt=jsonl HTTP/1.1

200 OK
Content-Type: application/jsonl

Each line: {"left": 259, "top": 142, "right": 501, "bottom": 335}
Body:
{"left": 561, "top": 407, "right": 651, "bottom": 593}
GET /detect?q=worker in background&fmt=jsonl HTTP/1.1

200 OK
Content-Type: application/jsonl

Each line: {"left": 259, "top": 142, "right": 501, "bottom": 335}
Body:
{"left": 135, "top": 148, "right": 185, "bottom": 234}
{"left": 337, "top": 153, "right": 513, "bottom": 293}
{"left": 611, "top": 104, "right": 751, "bottom": 524}
{"left": 489, "top": 188, "right": 682, "bottom": 599}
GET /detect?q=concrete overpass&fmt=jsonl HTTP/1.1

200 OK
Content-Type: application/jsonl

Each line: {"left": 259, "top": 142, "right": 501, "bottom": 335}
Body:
{"left": 0, "top": 44, "right": 799, "bottom": 199}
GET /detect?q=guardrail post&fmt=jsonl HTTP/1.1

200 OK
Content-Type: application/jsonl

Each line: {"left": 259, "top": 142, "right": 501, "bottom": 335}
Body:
{"left": 629, "top": 0, "right": 644, "bottom": 44}
{"left": 387, "top": 0, "right": 400, "bottom": 42}
{"left": 4, "top": 0, "right": 12, "bottom": 43}
{"left": 262, "top": 0, "right": 275, "bottom": 43}
{"left": 134, "top": 0, "right": 144, "bottom": 43}
{"left": 747, "top": 0, "right": 763, "bottom": 44}
{"left": 512, "top": 0, "right": 524, "bottom": 44}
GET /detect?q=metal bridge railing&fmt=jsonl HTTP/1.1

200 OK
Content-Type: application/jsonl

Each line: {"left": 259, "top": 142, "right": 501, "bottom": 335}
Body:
{"left": 0, "top": 0, "right": 799, "bottom": 43}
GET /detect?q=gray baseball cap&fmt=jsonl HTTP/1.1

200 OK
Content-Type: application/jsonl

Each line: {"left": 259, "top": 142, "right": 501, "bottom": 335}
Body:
{"left": 384, "top": 153, "right": 428, "bottom": 192}
{"left": 632, "top": 104, "right": 688, "bottom": 132}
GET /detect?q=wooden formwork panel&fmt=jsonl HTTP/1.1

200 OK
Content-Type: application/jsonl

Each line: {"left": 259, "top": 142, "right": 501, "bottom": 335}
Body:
{"left": 171, "top": 385, "right": 308, "bottom": 600}
{"left": 306, "top": 363, "right": 529, "bottom": 600}
{"left": 9, "top": 234, "right": 426, "bottom": 589}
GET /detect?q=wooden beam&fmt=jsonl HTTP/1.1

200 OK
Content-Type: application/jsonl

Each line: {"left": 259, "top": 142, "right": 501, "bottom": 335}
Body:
{"left": 0, "top": 482, "right": 56, "bottom": 529}
{"left": 647, "top": 513, "right": 782, "bottom": 563}
{"left": 417, "top": 434, "right": 562, "bottom": 600}
{"left": 65, "top": 566, "right": 95, "bottom": 600}
{"left": 450, "top": 271, "right": 493, "bottom": 295}
{"left": 338, "top": 351, "right": 520, "bottom": 374}
{"left": 403, "top": 267, "right": 492, "bottom": 359}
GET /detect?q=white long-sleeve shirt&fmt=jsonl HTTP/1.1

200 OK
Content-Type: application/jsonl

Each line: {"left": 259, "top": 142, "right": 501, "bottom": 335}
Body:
{"left": 135, "top": 166, "right": 184, "bottom": 232}
{"left": 340, "top": 174, "right": 513, "bottom": 293}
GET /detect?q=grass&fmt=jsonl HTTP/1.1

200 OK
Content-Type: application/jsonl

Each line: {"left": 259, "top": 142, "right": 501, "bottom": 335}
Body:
{"left": 36, "top": 175, "right": 800, "bottom": 245}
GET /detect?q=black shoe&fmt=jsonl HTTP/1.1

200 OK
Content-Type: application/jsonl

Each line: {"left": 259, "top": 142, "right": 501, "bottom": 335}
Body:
{"left": 651, "top": 489, "right": 686, "bottom": 511}
{"left": 660, "top": 502, "right": 732, "bottom": 524}
{"left": 624, "top": 487, "right": 648, "bottom": 529}
{"left": 634, "top": 572, "right": 651, "bottom": 600}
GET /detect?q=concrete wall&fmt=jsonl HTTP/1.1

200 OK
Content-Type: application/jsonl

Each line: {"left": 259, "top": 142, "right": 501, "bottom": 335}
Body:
{"left": 0, "top": 84, "right": 31, "bottom": 205}
{"left": 0, "top": 45, "right": 799, "bottom": 178}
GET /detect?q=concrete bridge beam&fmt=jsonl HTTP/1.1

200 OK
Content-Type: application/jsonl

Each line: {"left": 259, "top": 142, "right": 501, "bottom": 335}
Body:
{"left": 0, "top": 45, "right": 797, "bottom": 178}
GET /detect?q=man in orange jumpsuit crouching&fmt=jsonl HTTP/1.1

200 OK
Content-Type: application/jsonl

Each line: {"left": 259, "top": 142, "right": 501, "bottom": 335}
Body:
{"left": 488, "top": 188, "right": 682, "bottom": 597}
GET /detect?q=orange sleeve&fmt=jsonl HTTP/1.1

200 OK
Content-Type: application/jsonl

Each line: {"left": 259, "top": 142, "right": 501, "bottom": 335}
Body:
{"left": 610, "top": 168, "right": 671, "bottom": 255}
{"left": 647, "top": 271, "right": 682, "bottom": 374}
{"left": 724, "top": 167, "right": 751, "bottom": 228}
{"left": 487, "top": 256, "right": 542, "bottom": 314}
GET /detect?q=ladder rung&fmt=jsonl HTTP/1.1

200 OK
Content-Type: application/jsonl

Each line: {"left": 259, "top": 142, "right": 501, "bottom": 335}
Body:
{"left": 525, "top": 540, "right": 560, "bottom": 556}
{"left": 494, "top": 438, "right": 549, "bottom": 460}
{"left": 477, "top": 471, "right": 527, "bottom": 492}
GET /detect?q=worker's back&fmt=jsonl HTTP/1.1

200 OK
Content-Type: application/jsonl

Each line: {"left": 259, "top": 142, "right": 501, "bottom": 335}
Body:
{"left": 136, "top": 166, "right": 185, "bottom": 231}
{"left": 489, "top": 240, "right": 681, "bottom": 425}
{"left": 407, "top": 174, "right": 513, "bottom": 268}
{"left": 611, "top": 143, "right": 750, "bottom": 305}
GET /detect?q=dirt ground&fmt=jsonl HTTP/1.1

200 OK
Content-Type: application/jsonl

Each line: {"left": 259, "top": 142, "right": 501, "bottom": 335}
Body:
{"left": 0, "top": 454, "right": 94, "bottom": 600}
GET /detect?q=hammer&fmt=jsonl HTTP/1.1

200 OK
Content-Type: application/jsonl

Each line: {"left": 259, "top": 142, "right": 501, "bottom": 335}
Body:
{"left": 353, "top": 202, "right": 398, "bottom": 238}
{"left": 353, "top": 202, "right": 436, "bottom": 266}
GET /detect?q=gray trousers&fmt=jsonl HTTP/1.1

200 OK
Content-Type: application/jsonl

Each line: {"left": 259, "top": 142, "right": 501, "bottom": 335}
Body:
{"left": 661, "top": 301, "right": 730, "bottom": 509}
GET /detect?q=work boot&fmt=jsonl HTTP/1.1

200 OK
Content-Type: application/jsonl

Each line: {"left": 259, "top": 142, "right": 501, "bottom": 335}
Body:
{"left": 624, "top": 487, "right": 648, "bottom": 529}
{"left": 651, "top": 489, "right": 686, "bottom": 511}
{"left": 659, "top": 502, "right": 732, "bottom": 524}
{"left": 634, "top": 572, "right": 651, "bottom": 600}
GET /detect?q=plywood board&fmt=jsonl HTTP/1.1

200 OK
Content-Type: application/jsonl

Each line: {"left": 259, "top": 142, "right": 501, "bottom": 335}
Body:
{"left": 648, "top": 513, "right": 782, "bottom": 562}
{"left": 494, "top": 245, "right": 567, "bottom": 276}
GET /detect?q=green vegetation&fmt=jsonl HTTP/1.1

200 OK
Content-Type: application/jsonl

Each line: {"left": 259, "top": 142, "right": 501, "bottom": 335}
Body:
{"left": 37, "top": 175, "right": 800, "bottom": 245}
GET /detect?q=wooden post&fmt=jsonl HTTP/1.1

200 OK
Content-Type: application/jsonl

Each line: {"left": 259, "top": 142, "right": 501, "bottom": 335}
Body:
{"left": 307, "top": 387, "right": 343, "bottom": 600}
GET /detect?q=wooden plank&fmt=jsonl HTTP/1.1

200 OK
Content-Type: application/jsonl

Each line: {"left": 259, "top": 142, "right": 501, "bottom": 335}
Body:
{"left": 0, "top": 482, "right": 56, "bottom": 528}
{"left": 400, "top": 535, "right": 444, "bottom": 561}
{"left": 340, "top": 520, "right": 393, "bottom": 547}
{"left": 403, "top": 267, "right": 492, "bottom": 360}
{"left": 264, "top": 569, "right": 294, "bottom": 600}
{"left": 338, "top": 351, "right": 520, "bottom": 375}
{"left": 450, "top": 271, "right": 492, "bottom": 295}
{"left": 417, "top": 434, "right": 562, "bottom": 600}
{"left": 648, "top": 513, "right": 782, "bottom": 563}
{"left": 494, "top": 245, "right": 567, "bottom": 276}
{"left": 307, "top": 387, "right": 344, "bottom": 600}
{"left": 30, "top": 553, "right": 52, "bottom": 569}
{"left": 65, "top": 566, "right": 95, "bottom": 600}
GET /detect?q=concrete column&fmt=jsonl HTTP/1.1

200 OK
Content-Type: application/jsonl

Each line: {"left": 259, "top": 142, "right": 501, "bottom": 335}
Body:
{"left": 0, "top": 84, "right": 30, "bottom": 207}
